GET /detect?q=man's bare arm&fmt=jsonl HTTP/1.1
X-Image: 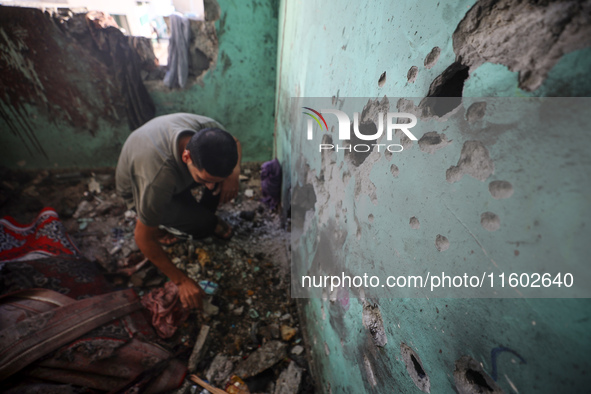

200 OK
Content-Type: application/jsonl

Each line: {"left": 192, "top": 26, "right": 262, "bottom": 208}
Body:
{"left": 134, "top": 219, "right": 205, "bottom": 309}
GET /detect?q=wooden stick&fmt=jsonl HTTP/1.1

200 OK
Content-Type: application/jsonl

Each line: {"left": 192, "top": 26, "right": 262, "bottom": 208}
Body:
{"left": 188, "top": 374, "right": 229, "bottom": 394}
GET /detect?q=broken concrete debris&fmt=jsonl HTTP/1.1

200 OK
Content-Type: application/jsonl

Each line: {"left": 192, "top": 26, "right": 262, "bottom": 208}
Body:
{"left": 274, "top": 361, "right": 303, "bottom": 394}
{"left": 206, "top": 353, "right": 235, "bottom": 387}
{"left": 0, "top": 163, "right": 311, "bottom": 392}
{"left": 233, "top": 340, "right": 288, "bottom": 379}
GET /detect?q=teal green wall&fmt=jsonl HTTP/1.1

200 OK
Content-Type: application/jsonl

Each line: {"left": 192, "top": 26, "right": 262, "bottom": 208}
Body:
{"left": 0, "top": 1, "right": 277, "bottom": 169}
{"left": 276, "top": 1, "right": 591, "bottom": 393}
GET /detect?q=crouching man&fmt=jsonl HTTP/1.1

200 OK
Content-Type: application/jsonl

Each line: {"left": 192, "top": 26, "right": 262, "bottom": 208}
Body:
{"left": 116, "top": 113, "right": 241, "bottom": 309}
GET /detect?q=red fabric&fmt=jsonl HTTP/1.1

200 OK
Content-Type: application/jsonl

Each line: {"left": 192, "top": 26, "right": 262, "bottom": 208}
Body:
{"left": 0, "top": 207, "right": 79, "bottom": 262}
{"left": 0, "top": 208, "right": 186, "bottom": 392}
{"left": 141, "top": 281, "right": 189, "bottom": 338}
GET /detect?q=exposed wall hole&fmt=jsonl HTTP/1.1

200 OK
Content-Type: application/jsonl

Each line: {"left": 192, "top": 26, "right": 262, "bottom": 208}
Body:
{"left": 489, "top": 180, "right": 514, "bottom": 199}
{"left": 466, "top": 102, "right": 487, "bottom": 123}
{"left": 384, "top": 149, "right": 392, "bottom": 161}
{"left": 424, "top": 47, "right": 441, "bottom": 69}
{"left": 368, "top": 214, "right": 374, "bottom": 223}
{"left": 453, "top": 0, "right": 591, "bottom": 91}
{"left": 466, "top": 369, "right": 493, "bottom": 391}
{"left": 362, "top": 303, "right": 387, "bottom": 347}
{"left": 446, "top": 140, "right": 494, "bottom": 183}
{"left": 407, "top": 66, "right": 419, "bottom": 83}
{"left": 390, "top": 164, "right": 399, "bottom": 177}
{"left": 411, "top": 355, "right": 426, "bottom": 379}
{"left": 435, "top": 234, "right": 450, "bottom": 252}
{"left": 401, "top": 343, "right": 430, "bottom": 393}
{"left": 378, "top": 71, "right": 387, "bottom": 87}
{"left": 409, "top": 216, "right": 420, "bottom": 229}
{"left": 420, "top": 62, "right": 469, "bottom": 117}
{"left": 480, "top": 212, "right": 500, "bottom": 231}
{"left": 418, "top": 131, "right": 452, "bottom": 154}
{"left": 454, "top": 355, "right": 503, "bottom": 394}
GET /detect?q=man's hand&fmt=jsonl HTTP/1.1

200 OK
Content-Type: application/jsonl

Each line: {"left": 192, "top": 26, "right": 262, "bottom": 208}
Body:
{"left": 134, "top": 219, "right": 205, "bottom": 310}
{"left": 215, "top": 170, "right": 240, "bottom": 205}
{"left": 176, "top": 276, "right": 206, "bottom": 310}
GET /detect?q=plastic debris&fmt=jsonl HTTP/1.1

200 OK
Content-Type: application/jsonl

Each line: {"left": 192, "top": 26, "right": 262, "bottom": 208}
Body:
{"left": 248, "top": 308, "right": 259, "bottom": 319}
{"left": 233, "top": 306, "right": 244, "bottom": 316}
{"left": 186, "top": 263, "right": 201, "bottom": 281}
{"left": 195, "top": 248, "right": 211, "bottom": 268}
{"left": 203, "top": 297, "right": 219, "bottom": 316}
{"left": 88, "top": 176, "right": 101, "bottom": 194}
{"left": 225, "top": 375, "right": 250, "bottom": 394}
{"left": 280, "top": 325, "right": 297, "bottom": 341}
{"left": 280, "top": 314, "right": 291, "bottom": 321}
{"left": 291, "top": 345, "right": 304, "bottom": 356}
{"left": 78, "top": 218, "right": 93, "bottom": 230}
{"left": 244, "top": 189, "right": 254, "bottom": 198}
{"left": 199, "top": 280, "right": 219, "bottom": 295}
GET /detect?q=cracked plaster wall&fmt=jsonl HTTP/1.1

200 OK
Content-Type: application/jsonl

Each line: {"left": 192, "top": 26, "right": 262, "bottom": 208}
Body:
{"left": 276, "top": 0, "right": 591, "bottom": 393}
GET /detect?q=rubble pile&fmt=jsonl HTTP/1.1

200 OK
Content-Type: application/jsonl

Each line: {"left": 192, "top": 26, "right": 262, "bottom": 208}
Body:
{"left": 0, "top": 163, "right": 313, "bottom": 394}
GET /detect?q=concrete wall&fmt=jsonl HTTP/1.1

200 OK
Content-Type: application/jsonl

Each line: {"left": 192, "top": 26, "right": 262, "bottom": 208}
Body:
{"left": 0, "top": 0, "right": 277, "bottom": 169}
{"left": 276, "top": 1, "right": 591, "bottom": 393}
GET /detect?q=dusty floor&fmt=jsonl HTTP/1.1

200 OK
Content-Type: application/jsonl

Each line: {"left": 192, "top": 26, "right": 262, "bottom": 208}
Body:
{"left": 0, "top": 164, "right": 314, "bottom": 394}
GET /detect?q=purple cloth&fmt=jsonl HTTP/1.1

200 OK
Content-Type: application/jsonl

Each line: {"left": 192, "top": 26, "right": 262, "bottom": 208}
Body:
{"left": 261, "top": 159, "right": 282, "bottom": 209}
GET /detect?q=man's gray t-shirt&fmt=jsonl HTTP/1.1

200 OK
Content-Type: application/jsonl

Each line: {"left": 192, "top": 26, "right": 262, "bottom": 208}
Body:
{"left": 116, "top": 113, "right": 223, "bottom": 227}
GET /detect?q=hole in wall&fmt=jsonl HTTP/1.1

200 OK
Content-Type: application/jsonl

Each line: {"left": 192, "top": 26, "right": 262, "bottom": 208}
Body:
{"left": 453, "top": 0, "right": 591, "bottom": 92}
{"left": 411, "top": 355, "right": 427, "bottom": 379}
{"left": 407, "top": 66, "right": 418, "bottom": 83}
{"left": 454, "top": 355, "right": 503, "bottom": 394}
{"left": 390, "top": 164, "right": 399, "bottom": 177}
{"left": 401, "top": 343, "right": 431, "bottom": 393}
{"left": 362, "top": 303, "right": 387, "bottom": 347}
{"left": 480, "top": 211, "right": 500, "bottom": 231}
{"left": 465, "top": 101, "right": 487, "bottom": 123}
{"left": 420, "top": 61, "right": 469, "bottom": 117}
{"left": 435, "top": 234, "right": 449, "bottom": 252}
{"left": 424, "top": 46, "right": 441, "bottom": 69}
{"left": 465, "top": 369, "right": 494, "bottom": 392}
{"left": 378, "top": 71, "right": 387, "bottom": 87}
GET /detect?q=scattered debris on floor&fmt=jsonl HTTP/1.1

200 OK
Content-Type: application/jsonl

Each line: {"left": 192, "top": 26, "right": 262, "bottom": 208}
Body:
{"left": 0, "top": 163, "right": 314, "bottom": 394}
